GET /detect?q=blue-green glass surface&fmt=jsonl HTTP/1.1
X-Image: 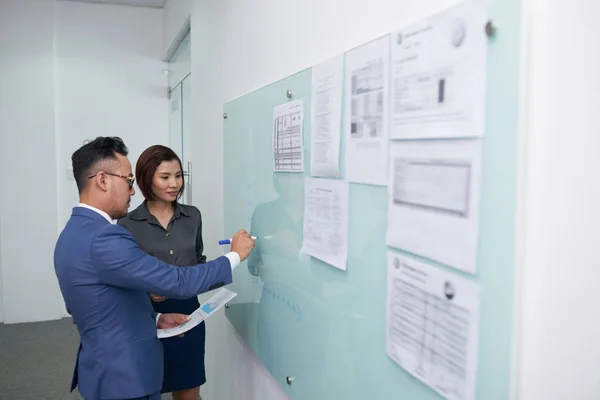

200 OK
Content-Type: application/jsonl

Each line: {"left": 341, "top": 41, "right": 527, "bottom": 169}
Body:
{"left": 223, "top": 1, "right": 522, "bottom": 398}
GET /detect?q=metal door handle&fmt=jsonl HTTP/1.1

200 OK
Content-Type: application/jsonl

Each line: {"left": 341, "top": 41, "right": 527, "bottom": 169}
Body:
{"left": 184, "top": 161, "right": 192, "bottom": 204}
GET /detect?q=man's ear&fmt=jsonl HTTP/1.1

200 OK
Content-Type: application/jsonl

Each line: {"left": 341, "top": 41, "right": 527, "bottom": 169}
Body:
{"left": 94, "top": 172, "right": 109, "bottom": 192}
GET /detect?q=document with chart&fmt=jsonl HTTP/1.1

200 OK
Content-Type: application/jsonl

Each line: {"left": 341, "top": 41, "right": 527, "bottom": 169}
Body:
{"left": 273, "top": 100, "right": 305, "bottom": 172}
{"left": 157, "top": 288, "right": 237, "bottom": 339}
{"left": 344, "top": 34, "right": 390, "bottom": 186}
{"left": 386, "top": 139, "right": 482, "bottom": 273}
{"left": 300, "top": 178, "right": 349, "bottom": 270}
{"left": 310, "top": 55, "right": 343, "bottom": 178}
{"left": 386, "top": 252, "right": 480, "bottom": 400}
{"left": 390, "top": 0, "right": 487, "bottom": 139}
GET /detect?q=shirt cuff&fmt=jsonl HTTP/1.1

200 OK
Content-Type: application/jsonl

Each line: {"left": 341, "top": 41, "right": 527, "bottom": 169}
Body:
{"left": 225, "top": 252, "right": 241, "bottom": 271}
{"left": 156, "top": 313, "right": 161, "bottom": 326}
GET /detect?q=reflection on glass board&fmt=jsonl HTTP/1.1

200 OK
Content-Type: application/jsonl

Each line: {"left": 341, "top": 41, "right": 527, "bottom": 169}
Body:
{"left": 386, "top": 252, "right": 480, "bottom": 400}
{"left": 248, "top": 173, "right": 305, "bottom": 273}
{"left": 245, "top": 173, "right": 330, "bottom": 395}
{"left": 345, "top": 35, "right": 390, "bottom": 186}
{"left": 390, "top": 0, "right": 487, "bottom": 139}
{"left": 386, "top": 139, "right": 482, "bottom": 273}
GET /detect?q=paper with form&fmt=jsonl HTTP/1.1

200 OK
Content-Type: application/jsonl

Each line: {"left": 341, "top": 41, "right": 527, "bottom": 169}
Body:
{"left": 345, "top": 35, "right": 390, "bottom": 186}
{"left": 157, "top": 288, "right": 237, "bottom": 339}
{"left": 386, "top": 139, "right": 482, "bottom": 273}
{"left": 310, "top": 55, "right": 343, "bottom": 178}
{"left": 386, "top": 252, "right": 480, "bottom": 400}
{"left": 300, "top": 178, "right": 349, "bottom": 270}
{"left": 273, "top": 100, "right": 305, "bottom": 172}
{"left": 390, "top": 0, "right": 487, "bottom": 139}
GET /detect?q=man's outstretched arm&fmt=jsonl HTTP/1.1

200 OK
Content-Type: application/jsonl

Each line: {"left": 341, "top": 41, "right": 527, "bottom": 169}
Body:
{"left": 92, "top": 225, "right": 254, "bottom": 298}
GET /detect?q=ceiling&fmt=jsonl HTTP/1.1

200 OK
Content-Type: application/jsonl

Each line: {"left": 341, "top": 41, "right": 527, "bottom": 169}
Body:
{"left": 62, "top": 0, "right": 166, "bottom": 8}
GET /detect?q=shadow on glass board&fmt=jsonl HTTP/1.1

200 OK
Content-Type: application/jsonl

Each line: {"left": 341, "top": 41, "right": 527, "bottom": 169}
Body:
{"left": 226, "top": 172, "right": 387, "bottom": 399}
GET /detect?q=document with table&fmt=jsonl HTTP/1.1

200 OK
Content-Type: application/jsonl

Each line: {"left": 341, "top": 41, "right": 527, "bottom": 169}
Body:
{"left": 386, "top": 252, "right": 480, "bottom": 400}
{"left": 310, "top": 55, "right": 343, "bottom": 178}
{"left": 273, "top": 100, "right": 305, "bottom": 172}
{"left": 300, "top": 177, "right": 349, "bottom": 270}
{"left": 344, "top": 35, "right": 390, "bottom": 186}
{"left": 385, "top": 139, "right": 482, "bottom": 273}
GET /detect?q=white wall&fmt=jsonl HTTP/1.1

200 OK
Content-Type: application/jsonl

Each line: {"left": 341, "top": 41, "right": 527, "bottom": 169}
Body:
{"left": 0, "top": 0, "right": 168, "bottom": 323}
{"left": 55, "top": 0, "right": 169, "bottom": 229}
{"left": 518, "top": 0, "right": 600, "bottom": 398}
{"left": 220, "top": 0, "right": 459, "bottom": 101}
{"left": 0, "top": 0, "right": 64, "bottom": 324}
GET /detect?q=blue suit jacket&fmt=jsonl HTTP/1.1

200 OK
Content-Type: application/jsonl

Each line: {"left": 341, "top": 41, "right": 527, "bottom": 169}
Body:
{"left": 54, "top": 207, "right": 232, "bottom": 399}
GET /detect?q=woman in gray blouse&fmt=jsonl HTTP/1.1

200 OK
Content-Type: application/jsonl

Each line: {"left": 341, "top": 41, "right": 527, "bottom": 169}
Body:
{"left": 118, "top": 145, "right": 207, "bottom": 400}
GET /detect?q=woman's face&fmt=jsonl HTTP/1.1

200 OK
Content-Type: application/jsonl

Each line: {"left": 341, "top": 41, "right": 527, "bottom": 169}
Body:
{"left": 151, "top": 159, "right": 183, "bottom": 202}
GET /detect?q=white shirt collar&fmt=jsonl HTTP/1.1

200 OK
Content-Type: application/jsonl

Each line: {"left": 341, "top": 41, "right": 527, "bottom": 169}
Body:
{"left": 76, "top": 203, "right": 117, "bottom": 225}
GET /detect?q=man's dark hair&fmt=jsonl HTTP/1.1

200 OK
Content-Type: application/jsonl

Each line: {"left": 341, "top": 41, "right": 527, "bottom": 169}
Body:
{"left": 71, "top": 137, "right": 128, "bottom": 194}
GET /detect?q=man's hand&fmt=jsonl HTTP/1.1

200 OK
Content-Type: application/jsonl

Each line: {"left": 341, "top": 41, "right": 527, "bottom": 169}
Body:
{"left": 157, "top": 313, "right": 189, "bottom": 330}
{"left": 150, "top": 293, "right": 168, "bottom": 302}
{"left": 231, "top": 229, "right": 255, "bottom": 261}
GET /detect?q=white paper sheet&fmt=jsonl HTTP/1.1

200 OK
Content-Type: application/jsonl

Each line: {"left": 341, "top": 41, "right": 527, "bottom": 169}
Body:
{"left": 386, "top": 139, "right": 482, "bottom": 273}
{"left": 273, "top": 100, "right": 305, "bottom": 172}
{"left": 386, "top": 252, "right": 480, "bottom": 400}
{"left": 345, "top": 35, "right": 390, "bottom": 186}
{"left": 310, "top": 55, "right": 343, "bottom": 178}
{"left": 390, "top": 0, "right": 487, "bottom": 139}
{"left": 300, "top": 178, "right": 349, "bottom": 270}
{"left": 157, "top": 288, "right": 237, "bottom": 339}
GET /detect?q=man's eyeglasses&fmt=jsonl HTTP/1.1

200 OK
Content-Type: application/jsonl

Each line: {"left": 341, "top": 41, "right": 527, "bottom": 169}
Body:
{"left": 89, "top": 172, "right": 135, "bottom": 188}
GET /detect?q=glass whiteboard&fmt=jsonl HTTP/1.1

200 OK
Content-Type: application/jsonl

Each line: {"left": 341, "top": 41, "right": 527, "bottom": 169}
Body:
{"left": 223, "top": 0, "right": 523, "bottom": 398}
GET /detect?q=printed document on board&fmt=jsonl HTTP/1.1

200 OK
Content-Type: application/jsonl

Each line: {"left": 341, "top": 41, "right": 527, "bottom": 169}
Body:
{"left": 390, "top": 0, "right": 487, "bottom": 139}
{"left": 386, "top": 251, "right": 480, "bottom": 400}
{"left": 273, "top": 100, "right": 305, "bottom": 172}
{"left": 385, "top": 139, "right": 482, "bottom": 273}
{"left": 310, "top": 55, "right": 343, "bottom": 178}
{"left": 300, "top": 178, "right": 349, "bottom": 270}
{"left": 345, "top": 35, "right": 390, "bottom": 186}
{"left": 157, "top": 288, "right": 237, "bottom": 339}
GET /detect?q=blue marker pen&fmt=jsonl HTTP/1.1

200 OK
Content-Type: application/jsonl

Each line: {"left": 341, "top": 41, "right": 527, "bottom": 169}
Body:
{"left": 219, "top": 236, "right": 257, "bottom": 245}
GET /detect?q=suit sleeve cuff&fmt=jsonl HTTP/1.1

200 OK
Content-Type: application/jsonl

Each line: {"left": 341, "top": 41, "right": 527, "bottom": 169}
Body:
{"left": 225, "top": 252, "right": 241, "bottom": 271}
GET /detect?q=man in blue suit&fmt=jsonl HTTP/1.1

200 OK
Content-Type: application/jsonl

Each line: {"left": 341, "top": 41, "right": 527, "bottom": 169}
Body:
{"left": 54, "top": 137, "right": 255, "bottom": 400}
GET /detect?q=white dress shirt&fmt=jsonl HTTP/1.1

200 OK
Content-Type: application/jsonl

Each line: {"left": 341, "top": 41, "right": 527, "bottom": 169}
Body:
{"left": 75, "top": 202, "right": 240, "bottom": 326}
{"left": 77, "top": 203, "right": 116, "bottom": 224}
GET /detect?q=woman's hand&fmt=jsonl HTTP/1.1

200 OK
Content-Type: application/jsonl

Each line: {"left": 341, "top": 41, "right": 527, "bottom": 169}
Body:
{"left": 150, "top": 293, "right": 168, "bottom": 302}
